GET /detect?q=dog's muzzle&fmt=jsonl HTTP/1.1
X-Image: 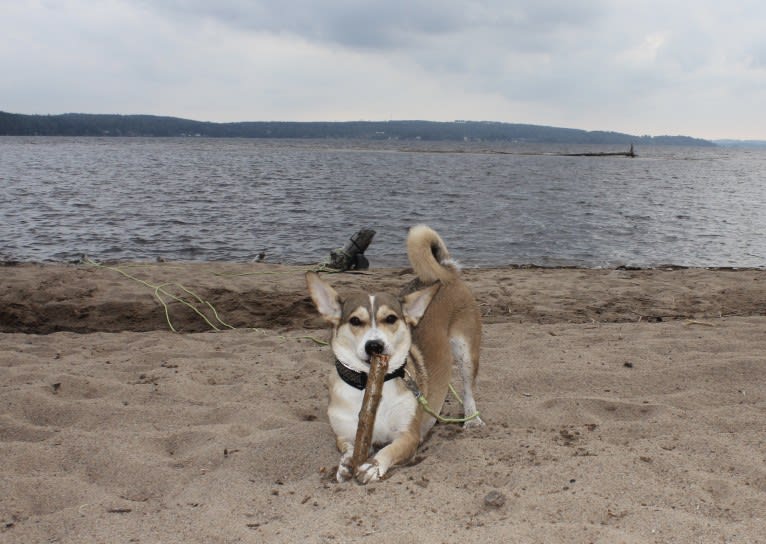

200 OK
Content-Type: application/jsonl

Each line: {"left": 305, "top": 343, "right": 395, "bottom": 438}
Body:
{"left": 364, "top": 339, "right": 385, "bottom": 356}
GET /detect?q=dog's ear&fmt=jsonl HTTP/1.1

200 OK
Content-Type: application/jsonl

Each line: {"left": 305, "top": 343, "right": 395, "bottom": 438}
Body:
{"left": 306, "top": 271, "right": 342, "bottom": 324}
{"left": 402, "top": 283, "right": 440, "bottom": 326}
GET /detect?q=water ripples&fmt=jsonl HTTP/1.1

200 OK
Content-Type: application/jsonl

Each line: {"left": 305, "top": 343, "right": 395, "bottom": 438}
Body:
{"left": 1, "top": 137, "right": 764, "bottom": 268}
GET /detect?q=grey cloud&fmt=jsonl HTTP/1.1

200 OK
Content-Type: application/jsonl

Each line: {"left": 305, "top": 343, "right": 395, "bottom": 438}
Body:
{"left": 142, "top": 0, "right": 612, "bottom": 107}
{"left": 147, "top": 0, "right": 467, "bottom": 48}
{"left": 146, "top": 0, "right": 605, "bottom": 51}
{"left": 750, "top": 44, "right": 766, "bottom": 69}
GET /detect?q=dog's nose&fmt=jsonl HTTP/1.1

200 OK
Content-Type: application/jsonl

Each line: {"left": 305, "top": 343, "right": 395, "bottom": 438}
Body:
{"left": 364, "top": 340, "right": 385, "bottom": 356}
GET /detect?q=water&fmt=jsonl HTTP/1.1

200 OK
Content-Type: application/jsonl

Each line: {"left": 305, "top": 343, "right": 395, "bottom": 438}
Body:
{"left": 1, "top": 136, "right": 764, "bottom": 268}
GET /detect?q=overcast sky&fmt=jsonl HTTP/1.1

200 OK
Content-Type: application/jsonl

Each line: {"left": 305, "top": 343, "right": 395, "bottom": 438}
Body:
{"left": 2, "top": 1, "right": 765, "bottom": 139}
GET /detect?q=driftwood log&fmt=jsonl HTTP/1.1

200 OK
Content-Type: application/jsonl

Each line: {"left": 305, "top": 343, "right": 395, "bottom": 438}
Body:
{"left": 350, "top": 353, "right": 389, "bottom": 473}
{"left": 327, "top": 229, "right": 375, "bottom": 271}
{"left": 560, "top": 144, "right": 636, "bottom": 157}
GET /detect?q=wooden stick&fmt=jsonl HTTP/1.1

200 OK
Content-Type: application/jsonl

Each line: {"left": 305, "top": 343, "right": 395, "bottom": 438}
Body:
{"left": 350, "top": 353, "right": 389, "bottom": 473}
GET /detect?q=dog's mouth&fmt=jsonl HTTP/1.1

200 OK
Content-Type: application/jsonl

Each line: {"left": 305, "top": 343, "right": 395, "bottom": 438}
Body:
{"left": 361, "top": 350, "right": 392, "bottom": 366}
{"left": 361, "top": 353, "right": 409, "bottom": 374}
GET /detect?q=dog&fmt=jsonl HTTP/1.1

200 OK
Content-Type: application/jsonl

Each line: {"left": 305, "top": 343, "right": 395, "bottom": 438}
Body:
{"left": 306, "top": 225, "right": 483, "bottom": 484}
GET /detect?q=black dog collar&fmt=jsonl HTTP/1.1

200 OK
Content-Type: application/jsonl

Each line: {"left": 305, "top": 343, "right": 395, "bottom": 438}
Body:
{"left": 335, "top": 359, "right": 406, "bottom": 390}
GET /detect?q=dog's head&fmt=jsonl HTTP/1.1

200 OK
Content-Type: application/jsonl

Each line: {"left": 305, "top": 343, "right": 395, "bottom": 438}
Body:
{"left": 306, "top": 271, "right": 438, "bottom": 373}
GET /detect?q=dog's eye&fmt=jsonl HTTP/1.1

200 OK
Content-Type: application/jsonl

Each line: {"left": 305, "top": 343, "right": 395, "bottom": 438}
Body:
{"left": 349, "top": 316, "right": 363, "bottom": 327}
{"left": 384, "top": 315, "right": 398, "bottom": 325}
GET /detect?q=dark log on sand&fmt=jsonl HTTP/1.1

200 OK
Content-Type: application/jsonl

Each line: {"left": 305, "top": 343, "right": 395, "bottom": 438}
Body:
{"left": 327, "top": 229, "right": 375, "bottom": 271}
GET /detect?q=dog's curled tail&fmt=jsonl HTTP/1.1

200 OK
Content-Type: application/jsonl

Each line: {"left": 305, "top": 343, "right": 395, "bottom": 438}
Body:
{"left": 406, "top": 224, "right": 460, "bottom": 284}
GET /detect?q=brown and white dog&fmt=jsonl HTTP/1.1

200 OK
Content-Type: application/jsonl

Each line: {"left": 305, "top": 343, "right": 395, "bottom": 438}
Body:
{"left": 306, "top": 225, "right": 483, "bottom": 484}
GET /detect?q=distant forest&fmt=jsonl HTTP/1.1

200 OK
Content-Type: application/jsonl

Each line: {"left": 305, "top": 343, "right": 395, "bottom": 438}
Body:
{"left": 0, "top": 111, "right": 714, "bottom": 146}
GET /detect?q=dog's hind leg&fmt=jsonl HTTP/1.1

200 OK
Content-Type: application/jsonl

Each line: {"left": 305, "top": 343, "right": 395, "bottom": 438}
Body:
{"left": 450, "top": 336, "right": 485, "bottom": 429}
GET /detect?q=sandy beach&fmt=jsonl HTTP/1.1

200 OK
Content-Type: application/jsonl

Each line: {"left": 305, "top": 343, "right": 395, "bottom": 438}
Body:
{"left": 1, "top": 262, "right": 765, "bottom": 543}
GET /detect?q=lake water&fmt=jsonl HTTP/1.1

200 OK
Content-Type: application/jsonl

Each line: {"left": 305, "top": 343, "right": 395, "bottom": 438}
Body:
{"left": 1, "top": 136, "right": 764, "bottom": 268}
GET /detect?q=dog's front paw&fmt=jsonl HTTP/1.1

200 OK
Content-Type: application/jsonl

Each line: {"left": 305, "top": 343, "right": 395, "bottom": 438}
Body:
{"left": 336, "top": 457, "right": 354, "bottom": 482}
{"left": 355, "top": 460, "right": 383, "bottom": 485}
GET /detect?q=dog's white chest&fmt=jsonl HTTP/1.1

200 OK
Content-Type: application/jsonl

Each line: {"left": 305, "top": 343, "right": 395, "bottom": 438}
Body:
{"left": 328, "top": 377, "right": 417, "bottom": 446}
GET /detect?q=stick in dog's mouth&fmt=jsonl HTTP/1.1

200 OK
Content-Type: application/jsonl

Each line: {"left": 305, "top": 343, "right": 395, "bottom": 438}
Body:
{"left": 350, "top": 353, "right": 389, "bottom": 475}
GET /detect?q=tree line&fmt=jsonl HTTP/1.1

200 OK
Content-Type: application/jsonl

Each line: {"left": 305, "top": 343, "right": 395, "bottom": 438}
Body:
{"left": 0, "top": 111, "right": 714, "bottom": 146}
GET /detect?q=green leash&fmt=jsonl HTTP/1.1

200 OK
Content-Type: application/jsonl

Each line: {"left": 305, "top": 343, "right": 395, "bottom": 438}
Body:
{"left": 403, "top": 371, "right": 481, "bottom": 425}
{"left": 82, "top": 258, "right": 329, "bottom": 345}
{"left": 84, "top": 258, "right": 235, "bottom": 332}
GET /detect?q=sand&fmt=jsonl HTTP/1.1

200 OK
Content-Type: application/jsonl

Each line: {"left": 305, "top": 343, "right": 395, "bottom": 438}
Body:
{"left": 1, "top": 261, "right": 765, "bottom": 543}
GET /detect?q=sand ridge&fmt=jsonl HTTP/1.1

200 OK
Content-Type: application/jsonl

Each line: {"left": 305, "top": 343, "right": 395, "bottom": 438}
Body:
{"left": 2, "top": 262, "right": 765, "bottom": 333}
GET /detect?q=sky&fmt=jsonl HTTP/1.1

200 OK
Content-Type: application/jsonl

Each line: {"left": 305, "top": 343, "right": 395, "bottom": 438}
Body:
{"left": 2, "top": 1, "right": 765, "bottom": 140}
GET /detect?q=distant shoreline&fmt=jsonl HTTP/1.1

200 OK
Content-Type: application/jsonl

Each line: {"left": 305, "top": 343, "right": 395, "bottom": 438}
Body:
{"left": 0, "top": 111, "right": 714, "bottom": 146}
{"left": 2, "top": 260, "right": 764, "bottom": 271}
